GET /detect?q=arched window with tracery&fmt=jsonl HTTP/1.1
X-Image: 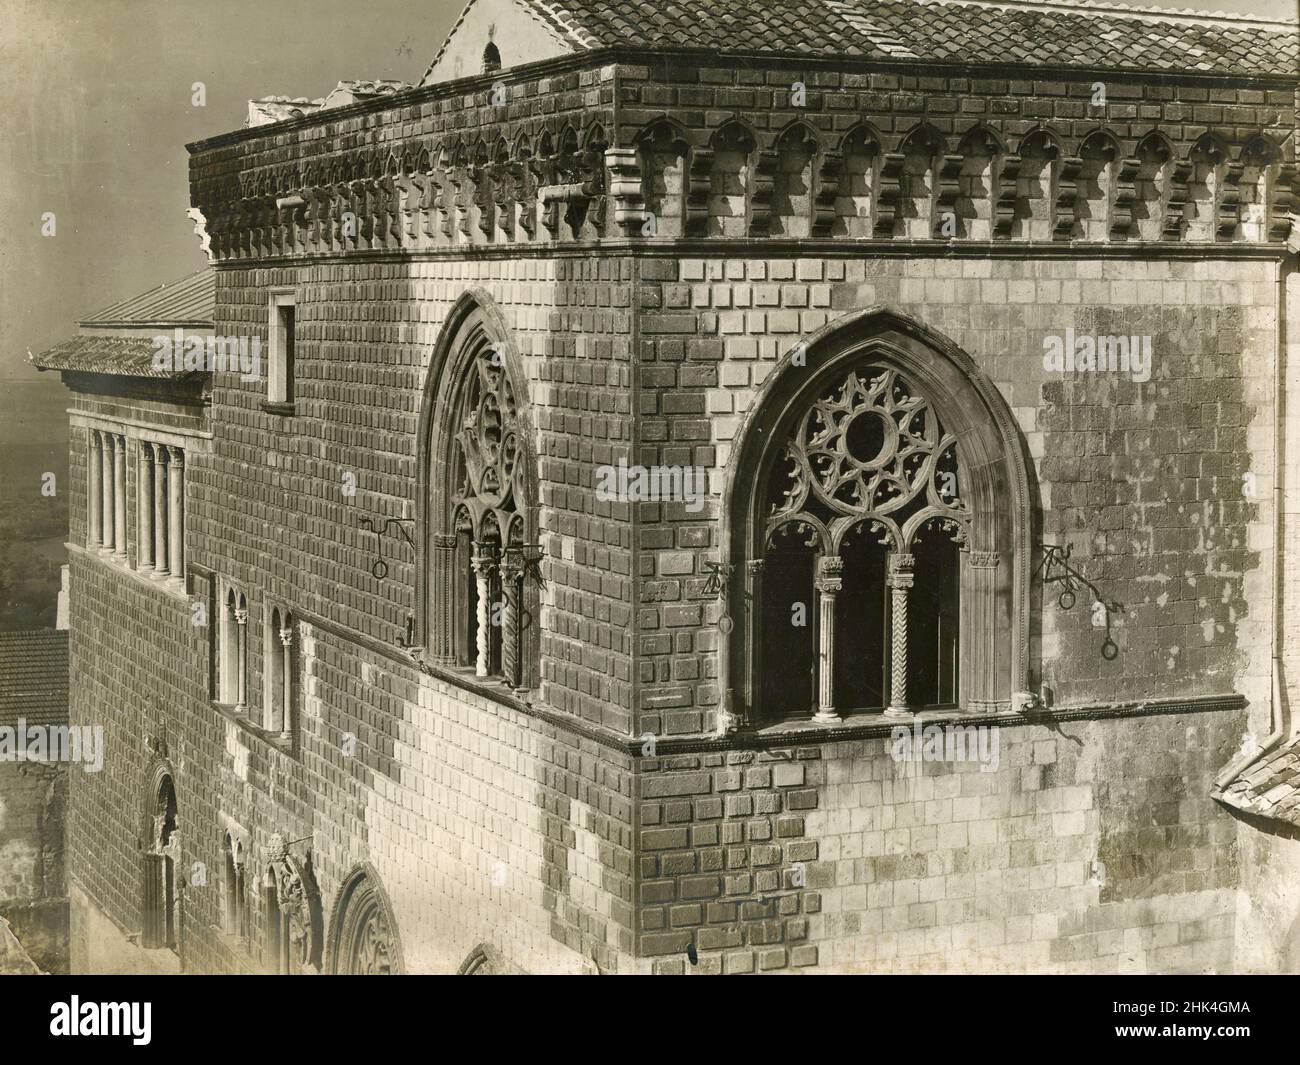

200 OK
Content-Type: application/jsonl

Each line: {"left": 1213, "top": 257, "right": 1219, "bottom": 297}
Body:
{"left": 723, "top": 311, "right": 1030, "bottom": 726}
{"left": 327, "top": 863, "right": 402, "bottom": 975}
{"left": 418, "top": 293, "right": 539, "bottom": 691}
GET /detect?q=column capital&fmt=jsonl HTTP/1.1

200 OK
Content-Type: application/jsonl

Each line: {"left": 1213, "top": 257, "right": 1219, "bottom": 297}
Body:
{"left": 968, "top": 550, "right": 1000, "bottom": 570}
{"left": 431, "top": 533, "right": 458, "bottom": 549}
{"left": 887, "top": 551, "right": 915, "bottom": 589}
{"left": 814, "top": 554, "right": 844, "bottom": 593}
{"left": 746, "top": 558, "right": 766, "bottom": 576}
{"left": 278, "top": 627, "right": 294, "bottom": 648}
{"left": 471, "top": 541, "right": 498, "bottom": 577}
{"left": 500, "top": 547, "right": 525, "bottom": 583}
{"left": 234, "top": 609, "right": 249, "bottom": 626}
{"left": 168, "top": 445, "right": 185, "bottom": 466}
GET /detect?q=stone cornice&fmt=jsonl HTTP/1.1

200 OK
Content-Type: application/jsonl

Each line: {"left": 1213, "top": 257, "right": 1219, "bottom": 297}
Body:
{"left": 206, "top": 238, "right": 1293, "bottom": 268}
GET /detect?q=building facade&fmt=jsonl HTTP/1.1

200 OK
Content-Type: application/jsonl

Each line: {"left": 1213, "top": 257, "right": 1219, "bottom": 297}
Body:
{"left": 40, "top": 0, "right": 1300, "bottom": 973}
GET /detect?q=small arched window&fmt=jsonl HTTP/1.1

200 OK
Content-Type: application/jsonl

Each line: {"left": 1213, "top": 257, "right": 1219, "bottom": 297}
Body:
{"left": 224, "top": 833, "right": 247, "bottom": 937}
{"left": 482, "top": 41, "right": 501, "bottom": 75}
{"left": 263, "top": 605, "right": 294, "bottom": 739}
{"left": 142, "top": 773, "right": 179, "bottom": 951}
{"left": 723, "top": 311, "right": 1030, "bottom": 726}
{"left": 219, "top": 586, "right": 248, "bottom": 709}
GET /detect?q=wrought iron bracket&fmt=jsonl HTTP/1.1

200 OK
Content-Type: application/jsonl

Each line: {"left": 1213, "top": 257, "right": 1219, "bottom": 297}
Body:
{"left": 1035, "top": 542, "right": 1124, "bottom": 659}
{"left": 358, "top": 516, "right": 415, "bottom": 580}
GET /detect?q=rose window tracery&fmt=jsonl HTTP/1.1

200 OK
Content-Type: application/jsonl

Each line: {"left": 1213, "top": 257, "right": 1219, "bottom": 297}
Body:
{"left": 766, "top": 366, "right": 970, "bottom": 553}
{"left": 453, "top": 353, "right": 521, "bottom": 531}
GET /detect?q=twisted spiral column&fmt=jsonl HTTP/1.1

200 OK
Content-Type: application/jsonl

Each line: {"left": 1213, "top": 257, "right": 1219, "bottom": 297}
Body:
{"left": 885, "top": 552, "right": 915, "bottom": 717}
{"left": 500, "top": 548, "right": 524, "bottom": 690}
{"left": 471, "top": 542, "right": 498, "bottom": 678}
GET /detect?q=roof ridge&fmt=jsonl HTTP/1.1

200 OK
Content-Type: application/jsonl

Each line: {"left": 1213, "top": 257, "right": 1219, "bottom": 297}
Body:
{"left": 913, "top": 0, "right": 1298, "bottom": 29}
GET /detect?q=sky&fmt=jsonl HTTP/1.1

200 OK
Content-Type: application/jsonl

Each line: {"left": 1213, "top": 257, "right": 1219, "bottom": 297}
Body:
{"left": 0, "top": 0, "right": 1294, "bottom": 379}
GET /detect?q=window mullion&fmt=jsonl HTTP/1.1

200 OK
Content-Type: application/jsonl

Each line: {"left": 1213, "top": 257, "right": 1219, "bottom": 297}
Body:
{"left": 813, "top": 555, "right": 843, "bottom": 724}
{"left": 886, "top": 551, "right": 915, "bottom": 717}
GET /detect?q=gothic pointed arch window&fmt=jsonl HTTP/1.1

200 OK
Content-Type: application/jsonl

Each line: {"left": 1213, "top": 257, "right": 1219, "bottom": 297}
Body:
{"left": 418, "top": 293, "right": 539, "bottom": 691}
{"left": 327, "top": 864, "right": 403, "bottom": 975}
{"left": 263, "top": 834, "right": 322, "bottom": 974}
{"left": 142, "top": 771, "right": 179, "bottom": 951}
{"left": 723, "top": 311, "right": 1031, "bottom": 726}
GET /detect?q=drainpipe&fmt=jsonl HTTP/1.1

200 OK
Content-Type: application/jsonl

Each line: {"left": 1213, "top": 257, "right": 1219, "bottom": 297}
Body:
{"left": 1216, "top": 252, "right": 1293, "bottom": 787}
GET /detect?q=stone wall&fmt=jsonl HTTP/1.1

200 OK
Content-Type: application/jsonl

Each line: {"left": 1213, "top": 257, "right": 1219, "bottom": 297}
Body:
{"left": 638, "top": 705, "right": 1243, "bottom": 974}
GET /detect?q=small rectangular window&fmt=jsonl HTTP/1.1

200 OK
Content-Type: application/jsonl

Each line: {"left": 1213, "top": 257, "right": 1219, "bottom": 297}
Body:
{"left": 268, "top": 293, "right": 296, "bottom": 406}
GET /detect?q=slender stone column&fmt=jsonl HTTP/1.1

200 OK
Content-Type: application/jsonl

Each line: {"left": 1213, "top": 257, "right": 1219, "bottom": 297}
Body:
{"left": 471, "top": 542, "right": 498, "bottom": 678}
{"left": 961, "top": 551, "right": 1002, "bottom": 713}
{"left": 88, "top": 431, "right": 103, "bottom": 547}
{"left": 137, "top": 443, "right": 154, "bottom": 572}
{"left": 500, "top": 548, "right": 524, "bottom": 690}
{"left": 743, "top": 559, "right": 765, "bottom": 724}
{"left": 234, "top": 608, "right": 248, "bottom": 711}
{"left": 279, "top": 626, "right": 293, "bottom": 741}
{"left": 885, "top": 552, "right": 915, "bottom": 717}
{"left": 430, "top": 534, "right": 457, "bottom": 664}
{"left": 152, "top": 449, "right": 169, "bottom": 579}
{"left": 167, "top": 447, "right": 184, "bottom": 585}
{"left": 113, "top": 435, "right": 127, "bottom": 560}
{"left": 100, "top": 434, "right": 115, "bottom": 553}
{"left": 813, "top": 556, "right": 844, "bottom": 724}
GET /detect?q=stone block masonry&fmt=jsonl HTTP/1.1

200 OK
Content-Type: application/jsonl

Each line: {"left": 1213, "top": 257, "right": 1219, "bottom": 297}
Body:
{"left": 639, "top": 709, "right": 1242, "bottom": 974}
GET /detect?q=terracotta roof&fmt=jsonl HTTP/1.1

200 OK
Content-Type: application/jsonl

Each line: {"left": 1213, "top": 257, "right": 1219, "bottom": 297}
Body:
{"left": 435, "top": 0, "right": 1296, "bottom": 77}
{"left": 1217, "top": 735, "right": 1300, "bottom": 828}
{"left": 29, "top": 268, "right": 214, "bottom": 379}
{"left": 0, "top": 630, "right": 69, "bottom": 730}
{"left": 29, "top": 335, "right": 203, "bottom": 379}
{"left": 78, "top": 268, "right": 214, "bottom": 329}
